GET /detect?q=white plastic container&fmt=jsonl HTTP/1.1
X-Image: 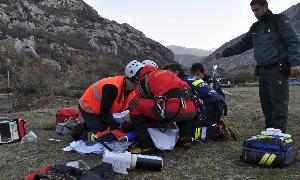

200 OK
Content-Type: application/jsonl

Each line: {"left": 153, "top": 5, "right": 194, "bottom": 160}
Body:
{"left": 102, "top": 151, "right": 163, "bottom": 174}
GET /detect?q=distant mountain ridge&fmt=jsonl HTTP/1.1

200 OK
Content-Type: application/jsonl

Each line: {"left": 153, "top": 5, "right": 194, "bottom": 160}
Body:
{"left": 167, "top": 45, "right": 212, "bottom": 57}
{"left": 173, "top": 54, "right": 206, "bottom": 67}
{"left": 202, "top": 3, "right": 300, "bottom": 77}
{"left": 168, "top": 45, "right": 211, "bottom": 67}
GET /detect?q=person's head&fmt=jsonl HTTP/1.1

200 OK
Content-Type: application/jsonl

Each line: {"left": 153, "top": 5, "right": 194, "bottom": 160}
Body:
{"left": 163, "top": 63, "right": 183, "bottom": 75}
{"left": 191, "top": 63, "right": 205, "bottom": 79}
{"left": 250, "top": 0, "right": 268, "bottom": 20}
{"left": 125, "top": 77, "right": 135, "bottom": 91}
{"left": 142, "top": 60, "right": 158, "bottom": 68}
{"left": 125, "top": 60, "right": 144, "bottom": 82}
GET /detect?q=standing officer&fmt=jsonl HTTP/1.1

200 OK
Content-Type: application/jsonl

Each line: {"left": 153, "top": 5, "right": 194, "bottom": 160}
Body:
{"left": 215, "top": 0, "right": 300, "bottom": 132}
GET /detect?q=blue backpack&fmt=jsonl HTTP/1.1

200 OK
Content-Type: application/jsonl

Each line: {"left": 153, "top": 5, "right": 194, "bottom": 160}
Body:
{"left": 240, "top": 134, "right": 296, "bottom": 167}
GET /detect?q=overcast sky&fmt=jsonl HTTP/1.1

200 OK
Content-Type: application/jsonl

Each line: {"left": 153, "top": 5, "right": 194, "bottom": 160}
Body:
{"left": 82, "top": 0, "right": 299, "bottom": 50}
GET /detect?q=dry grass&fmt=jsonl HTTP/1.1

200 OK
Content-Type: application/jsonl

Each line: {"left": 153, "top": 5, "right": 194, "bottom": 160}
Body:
{"left": 0, "top": 87, "right": 299, "bottom": 179}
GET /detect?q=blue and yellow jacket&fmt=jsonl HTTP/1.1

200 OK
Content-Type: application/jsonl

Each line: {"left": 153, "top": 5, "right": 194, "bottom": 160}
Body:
{"left": 177, "top": 72, "right": 224, "bottom": 105}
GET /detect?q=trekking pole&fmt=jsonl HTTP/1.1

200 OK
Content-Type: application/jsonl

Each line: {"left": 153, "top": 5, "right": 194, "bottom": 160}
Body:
{"left": 96, "top": 137, "right": 113, "bottom": 151}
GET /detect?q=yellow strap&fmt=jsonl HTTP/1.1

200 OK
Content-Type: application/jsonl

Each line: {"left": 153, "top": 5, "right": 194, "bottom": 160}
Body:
{"left": 259, "top": 153, "right": 270, "bottom": 165}
{"left": 256, "top": 135, "right": 293, "bottom": 143}
{"left": 265, "top": 154, "right": 277, "bottom": 166}
{"left": 90, "top": 133, "right": 96, "bottom": 141}
{"left": 280, "top": 137, "right": 293, "bottom": 143}
{"left": 192, "top": 79, "right": 204, "bottom": 86}
{"left": 257, "top": 135, "right": 274, "bottom": 139}
{"left": 195, "top": 128, "right": 201, "bottom": 140}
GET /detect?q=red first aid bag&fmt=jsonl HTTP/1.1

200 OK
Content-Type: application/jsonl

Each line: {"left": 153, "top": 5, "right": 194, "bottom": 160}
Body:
{"left": 55, "top": 108, "right": 80, "bottom": 123}
{"left": 55, "top": 108, "right": 80, "bottom": 135}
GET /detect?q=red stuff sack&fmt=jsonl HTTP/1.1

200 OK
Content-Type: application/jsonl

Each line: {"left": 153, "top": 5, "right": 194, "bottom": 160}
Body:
{"left": 55, "top": 108, "right": 80, "bottom": 135}
{"left": 55, "top": 108, "right": 80, "bottom": 123}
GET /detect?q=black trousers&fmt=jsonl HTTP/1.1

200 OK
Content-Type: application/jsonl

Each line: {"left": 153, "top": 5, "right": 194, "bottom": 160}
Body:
{"left": 259, "top": 66, "right": 289, "bottom": 132}
{"left": 78, "top": 106, "right": 108, "bottom": 134}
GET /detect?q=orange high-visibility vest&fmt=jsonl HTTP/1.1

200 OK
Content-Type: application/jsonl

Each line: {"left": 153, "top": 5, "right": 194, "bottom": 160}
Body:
{"left": 79, "top": 76, "right": 135, "bottom": 114}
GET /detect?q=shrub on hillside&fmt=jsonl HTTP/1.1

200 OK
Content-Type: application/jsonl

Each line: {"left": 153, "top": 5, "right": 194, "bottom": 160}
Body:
{"left": 12, "top": 59, "right": 66, "bottom": 95}
{"left": 0, "top": 40, "right": 17, "bottom": 74}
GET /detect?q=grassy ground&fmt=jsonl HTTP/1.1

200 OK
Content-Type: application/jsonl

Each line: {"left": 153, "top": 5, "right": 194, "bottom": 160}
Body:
{"left": 0, "top": 87, "right": 299, "bottom": 179}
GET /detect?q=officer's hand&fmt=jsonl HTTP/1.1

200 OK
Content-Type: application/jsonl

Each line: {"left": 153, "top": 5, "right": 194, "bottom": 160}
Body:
{"left": 290, "top": 65, "right": 300, "bottom": 77}
{"left": 215, "top": 52, "right": 223, "bottom": 59}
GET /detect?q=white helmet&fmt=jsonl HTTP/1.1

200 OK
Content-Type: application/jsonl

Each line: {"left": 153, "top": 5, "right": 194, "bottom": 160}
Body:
{"left": 125, "top": 60, "right": 144, "bottom": 78}
{"left": 142, "top": 60, "right": 158, "bottom": 68}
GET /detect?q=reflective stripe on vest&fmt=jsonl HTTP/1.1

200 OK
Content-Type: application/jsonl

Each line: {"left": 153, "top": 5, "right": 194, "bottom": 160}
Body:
{"left": 93, "top": 81, "right": 102, "bottom": 104}
{"left": 195, "top": 128, "right": 201, "bottom": 140}
{"left": 194, "top": 127, "right": 207, "bottom": 140}
{"left": 79, "top": 98, "right": 97, "bottom": 114}
{"left": 79, "top": 76, "right": 129, "bottom": 114}
{"left": 192, "top": 79, "right": 204, "bottom": 86}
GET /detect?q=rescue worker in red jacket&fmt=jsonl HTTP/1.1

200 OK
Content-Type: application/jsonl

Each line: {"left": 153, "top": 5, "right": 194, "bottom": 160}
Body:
{"left": 78, "top": 76, "right": 135, "bottom": 137}
{"left": 124, "top": 60, "right": 197, "bottom": 149}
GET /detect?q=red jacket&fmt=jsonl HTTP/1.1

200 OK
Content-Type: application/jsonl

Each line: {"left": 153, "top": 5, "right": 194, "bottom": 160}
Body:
{"left": 135, "top": 66, "right": 191, "bottom": 98}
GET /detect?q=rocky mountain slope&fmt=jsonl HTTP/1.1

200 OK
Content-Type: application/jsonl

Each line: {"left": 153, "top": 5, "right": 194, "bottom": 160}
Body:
{"left": 202, "top": 3, "right": 300, "bottom": 77}
{"left": 0, "top": 0, "right": 174, "bottom": 80}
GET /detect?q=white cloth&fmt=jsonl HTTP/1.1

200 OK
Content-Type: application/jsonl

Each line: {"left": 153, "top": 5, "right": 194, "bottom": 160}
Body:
{"left": 112, "top": 110, "right": 129, "bottom": 123}
{"left": 63, "top": 140, "right": 132, "bottom": 155}
{"left": 102, "top": 151, "right": 132, "bottom": 174}
{"left": 148, "top": 128, "right": 179, "bottom": 150}
{"left": 261, "top": 128, "right": 291, "bottom": 138}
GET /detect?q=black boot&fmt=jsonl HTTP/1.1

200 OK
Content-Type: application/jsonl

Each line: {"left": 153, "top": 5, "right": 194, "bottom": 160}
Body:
{"left": 129, "top": 115, "right": 155, "bottom": 154}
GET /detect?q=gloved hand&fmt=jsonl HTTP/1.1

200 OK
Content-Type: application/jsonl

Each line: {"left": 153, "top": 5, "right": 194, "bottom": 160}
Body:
{"left": 120, "top": 121, "right": 135, "bottom": 133}
{"left": 106, "top": 119, "right": 120, "bottom": 130}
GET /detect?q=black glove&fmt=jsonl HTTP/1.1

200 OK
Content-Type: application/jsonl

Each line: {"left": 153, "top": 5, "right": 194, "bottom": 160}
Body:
{"left": 120, "top": 121, "right": 135, "bottom": 133}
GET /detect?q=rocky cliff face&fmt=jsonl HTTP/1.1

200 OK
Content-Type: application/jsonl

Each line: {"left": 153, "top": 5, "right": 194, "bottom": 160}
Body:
{"left": 202, "top": 3, "right": 300, "bottom": 77}
{"left": 0, "top": 0, "right": 174, "bottom": 75}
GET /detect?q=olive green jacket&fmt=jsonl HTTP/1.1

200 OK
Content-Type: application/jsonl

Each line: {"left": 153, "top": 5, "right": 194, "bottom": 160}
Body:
{"left": 223, "top": 10, "right": 300, "bottom": 67}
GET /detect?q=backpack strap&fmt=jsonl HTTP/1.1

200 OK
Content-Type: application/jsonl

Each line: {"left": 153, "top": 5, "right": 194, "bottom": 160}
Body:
{"left": 144, "top": 74, "right": 154, "bottom": 98}
{"left": 136, "top": 73, "right": 154, "bottom": 98}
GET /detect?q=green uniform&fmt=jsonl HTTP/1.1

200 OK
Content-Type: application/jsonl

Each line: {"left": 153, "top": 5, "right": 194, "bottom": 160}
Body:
{"left": 222, "top": 10, "right": 300, "bottom": 132}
